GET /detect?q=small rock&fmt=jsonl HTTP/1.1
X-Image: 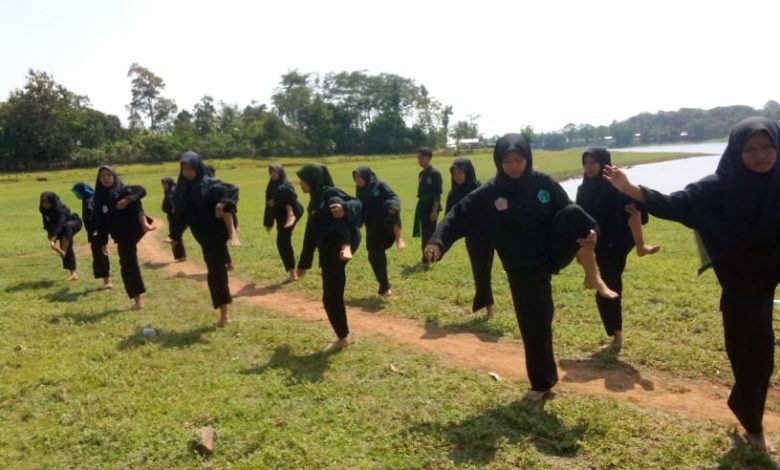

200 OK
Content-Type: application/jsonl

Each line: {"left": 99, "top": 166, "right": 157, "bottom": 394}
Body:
{"left": 389, "top": 364, "right": 399, "bottom": 373}
{"left": 195, "top": 426, "right": 216, "bottom": 455}
{"left": 488, "top": 372, "right": 501, "bottom": 382}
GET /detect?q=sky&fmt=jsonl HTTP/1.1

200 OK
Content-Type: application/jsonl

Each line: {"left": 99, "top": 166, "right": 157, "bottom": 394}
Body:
{"left": 2, "top": 0, "right": 778, "bottom": 135}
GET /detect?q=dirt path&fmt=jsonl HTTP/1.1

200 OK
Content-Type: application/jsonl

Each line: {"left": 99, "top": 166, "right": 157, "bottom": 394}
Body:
{"left": 137, "top": 231, "right": 780, "bottom": 430}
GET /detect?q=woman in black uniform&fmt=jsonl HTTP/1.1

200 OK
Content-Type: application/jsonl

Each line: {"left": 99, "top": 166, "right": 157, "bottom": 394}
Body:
{"left": 263, "top": 164, "right": 304, "bottom": 281}
{"left": 71, "top": 182, "right": 111, "bottom": 289}
{"left": 604, "top": 116, "right": 780, "bottom": 454}
{"left": 445, "top": 158, "right": 495, "bottom": 316}
{"left": 39, "top": 192, "right": 82, "bottom": 281}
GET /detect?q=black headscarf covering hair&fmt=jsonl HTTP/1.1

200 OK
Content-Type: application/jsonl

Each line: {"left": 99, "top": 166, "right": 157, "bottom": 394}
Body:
{"left": 93, "top": 165, "right": 125, "bottom": 212}
{"left": 448, "top": 158, "right": 480, "bottom": 205}
{"left": 172, "top": 151, "right": 212, "bottom": 209}
{"left": 296, "top": 164, "right": 335, "bottom": 211}
{"left": 493, "top": 133, "right": 533, "bottom": 191}
{"left": 715, "top": 117, "right": 780, "bottom": 222}
{"left": 161, "top": 177, "right": 176, "bottom": 193}
{"left": 39, "top": 191, "right": 63, "bottom": 214}
{"left": 266, "top": 164, "right": 294, "bottom": 201}
{"left": 577, "top": 147, "right": 616, "bottom": 216}
{"left": 70, "top": 182, "right": 94, "bottom": 200}
{"left": 353, "top": 166, "right": 378, "bottom": 206}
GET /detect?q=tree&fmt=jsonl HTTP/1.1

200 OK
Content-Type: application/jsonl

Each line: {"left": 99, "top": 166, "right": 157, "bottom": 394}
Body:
{"left": 271, "top": 70, "right": 313, "bottom": 130}
{"left": 0, "top": 69, "right": 104, "bottom": 168}
{"left": 193, "top": 95, "right": 217, "bottom": 135}
{"left": 126, "top": 63, "right": 177, "bottom": 132}
{"left": 520, "top": 124, "right": 535, "bottom": 144}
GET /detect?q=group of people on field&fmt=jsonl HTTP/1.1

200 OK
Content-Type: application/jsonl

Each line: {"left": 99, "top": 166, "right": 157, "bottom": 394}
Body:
{"left": 38, "top": 116, "right": 780, "bottom": 454}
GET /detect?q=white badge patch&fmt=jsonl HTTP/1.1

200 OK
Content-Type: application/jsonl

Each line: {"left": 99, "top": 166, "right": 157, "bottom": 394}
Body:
{"left": 102, "top": 205, "right": 109, "bottom": 214}
{"left": 494, "top": 197, "right": 508, "bottom": 211}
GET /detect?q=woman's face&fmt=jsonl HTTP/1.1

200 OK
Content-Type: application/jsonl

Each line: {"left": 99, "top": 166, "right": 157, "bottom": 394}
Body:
{"left": 741, "top": 131, "right": 778, "bottom": 174}
{"left": 501, "top": 152, "right": 528, "bottom": 179}
{"left": 98, "top": 169, "right": 114, "bottom": 188}
{"left": 299, "top": 180, "right": 311, "bottom": 193}
{"left": 583, "top": 154, "right": 602, "bottom": 178}
{"left": 270, "top": 168, "right": 280, "bottom": 181}
{"left": 40, "top": 198, "right": 52, "bottom": 209}
{"left": 354, "top": 174, "right": 366, "bottom": 188}
{"left": 452, "top": 167, "right": 467, "bottom": 185}
{"left": 181, "top": 163, "right": 197, "bottom": 181}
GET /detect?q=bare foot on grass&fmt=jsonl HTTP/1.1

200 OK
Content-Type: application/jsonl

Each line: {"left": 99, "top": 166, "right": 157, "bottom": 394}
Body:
{"left": 637, "top": 244, "right": 661, "bottom": 257}
{"left": 324, "top": 337, "right": 350, "bottom": 352}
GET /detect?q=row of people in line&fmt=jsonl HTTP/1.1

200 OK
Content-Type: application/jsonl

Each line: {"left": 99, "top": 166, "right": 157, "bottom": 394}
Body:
{"left": 37, "top": 117, "right": 780, "bottom": 453}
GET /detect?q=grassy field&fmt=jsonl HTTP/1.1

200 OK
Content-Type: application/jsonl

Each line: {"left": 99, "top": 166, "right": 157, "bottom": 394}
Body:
{"left": 1, "top": 149, "right": 778, "bottom": 468}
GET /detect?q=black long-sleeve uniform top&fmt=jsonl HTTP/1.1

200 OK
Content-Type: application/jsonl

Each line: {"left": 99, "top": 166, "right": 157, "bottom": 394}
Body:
{"left": 360, "top": 181, "right": 401, "bottom": 228}
{"left": 170, "top": 179, "right": 239, "bottom": 246}
{"left": 263, "top": 184, "right": 304, "bottom": 229}
{"left": 429, "top": 172, "right": 572, "bottom": 275}
{"left": 42, "top": 203, "right": 81, "bottom": 239}
{"left": 93, "top": 185, "right": 147, "bottom": 245}
{"left": 298, "top": 187, "right": 362, "bottom": 270}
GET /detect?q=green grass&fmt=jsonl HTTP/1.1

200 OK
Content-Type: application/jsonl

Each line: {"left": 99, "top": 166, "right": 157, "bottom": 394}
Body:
{"left": 1, "top": 149, "right": 777, "bottom": 467}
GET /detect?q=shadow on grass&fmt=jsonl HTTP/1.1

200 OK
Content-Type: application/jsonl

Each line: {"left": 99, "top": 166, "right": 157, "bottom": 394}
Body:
{"left": 718, "top": 430, "right": 778, "bottom": 469}
{"left": 143, "top": 260, "right": 172, "bottom": 269}
{"left": 406, "top": 399, "right": 583, "bottom": 464}
{"left": 117, "top": 324, "right": 216, "bottom": 350}
{"left": 233, "top": 282, "right": 285, "bottom": 298}
{"left": 346, "top": 296, "right": 386, "bottom": 313}
{"left": 42, "top": 286, "right": 93, "bottom": 303}
{"left": 49, "top": 308, "right": 124, "bottom": 325}
{"left": 420, "top": 318, "right": 504, "bottom": 343}
{"left": 558, "top": 352, "right": 655, "bottom": 393}
{"left": 241, "top": 344, "right": 333, "bottom": 384}
{"left": 5, "top": 279, "right": 55, "bottom": 293}
{"left": 174, "top": 271, "right": 208, "bottom": 282}
{"left": 400, "top": 263, "right": 428, "bottom": 277}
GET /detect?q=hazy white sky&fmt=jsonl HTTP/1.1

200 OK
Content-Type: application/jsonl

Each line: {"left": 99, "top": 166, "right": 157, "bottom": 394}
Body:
{"left": 2, "top": 0, "right": 778, "bottom": 135}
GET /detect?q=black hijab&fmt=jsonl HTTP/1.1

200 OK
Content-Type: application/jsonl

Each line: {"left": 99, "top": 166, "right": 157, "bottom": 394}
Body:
{"left": 577, "top": 147, "right": 617, "bottom": 216}
{"left": 448, "top": 158, "right": 480, "bottom": 206}
{"left": 493, "top": 133, "right": 533, "bottom": 192}
{"left": 715, "top": 116, "right": 780, "bottom": 225}
{"left": 353, "top": 166, "right": 378, "bottom": 206}
{"left": 296, "top": 164, "right": 335, "bottom": 212}
{"left": 39, "top": 191, "right": 64, "bottom": 215}
{"left": 93, "top": 165, "right": 125, "bottom": 212}
{"left": 172, "top": 151, "right": 212, "bottom": 209}
{"left": 266, "top": 164, "right": 294, "bottom": 201}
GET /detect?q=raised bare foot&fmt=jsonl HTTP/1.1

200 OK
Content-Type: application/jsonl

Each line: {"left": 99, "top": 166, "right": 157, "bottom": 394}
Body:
{"left": 585, "top": 275, "right": 619, "bottom": 299}
{"left": 163, "top": 237, "right": 173, "bottom": 244}
{"left": 53, "top": 246, "right": 66, "bottom": 257}
{"left": 637, "top": 244, "right": 661, "bottom": 257}
{"left": 339, "top": 245, "right": 353, "bottom": 261}
{"left": 66, "top": 272, "right": 79, "bottom": 281}
{"left": 324, "top": 337, "right": 350, "bottom": 352}
{"left": 396, "top": 238, "right": 407, "bottom": 250}
{"left": 283, "top": 216, "right": 296, "bottom": 229}
{"left": 229, "top": 235, "right": 241, "bottom": 247}
{"left": 745, "top": 432, "right": 777, "bottom": 455}
{"left": 522, "top": 389, "right": 551, "bottom": 402}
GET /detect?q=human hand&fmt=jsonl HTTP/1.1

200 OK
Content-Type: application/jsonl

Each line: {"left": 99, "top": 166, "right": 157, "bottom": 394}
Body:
{"left": 116, "top": 198, "right": 129, "bottom": 210}
{"left": 101, "top": 244, "right": 109, "bottom": 256}
{"left": 602, "top": 165, "right": 631, "bottom": 192}
{"left": 576, "top": 229, "right": 598, "bottom": 248}
{"left": 424, "top": 244, "right": 442, "bottom": 263}
{"left": 214, "top": 203, "right": 225, "bottom": 219}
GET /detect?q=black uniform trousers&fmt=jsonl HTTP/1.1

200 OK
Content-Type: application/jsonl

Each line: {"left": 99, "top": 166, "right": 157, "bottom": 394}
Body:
{"left": 202, "top": 241, "right": 232, "bottom": 308}
{"left": 320, "top": 240, "right": 350, "bottom": 339}
{"left": 366, "top": 222, "right": 396, "bottom": 294}
{"left": 59, "top": 219, "right": 82, "bottom": 271}
{"left": 718, "top": 272, "right": 777, "bottom": 434}
{"left": 117, "top": 240, "right": 145, "bottom": 299}
{"left": 594, "top": 246, "right": 630, "bottom": 336}
{"left": 276, "top": 225, "right": 296, "bottom": 271}
{"left": 465, "top": 230, "right": 494, "bottom": 311}
{"left": 166, "top": 213, "right": 186, "bottom": 260}
{"left": 506, "top": 205, "right": 597, "bottom": 392}
{"left": 89, "top": 237, "right": 110, "bottom": 279}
